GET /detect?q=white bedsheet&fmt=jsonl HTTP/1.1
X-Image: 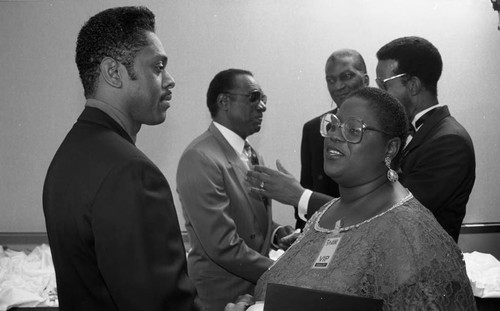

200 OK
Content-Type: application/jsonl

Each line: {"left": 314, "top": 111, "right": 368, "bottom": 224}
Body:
{"left": 1, "top": 246, "right": 498, "bottom": 309}
{"left": 463, "top": 251, "right": 500, "bottom": 298}
{"left": 0, "top": 244, "right": 58, "bottom": 310}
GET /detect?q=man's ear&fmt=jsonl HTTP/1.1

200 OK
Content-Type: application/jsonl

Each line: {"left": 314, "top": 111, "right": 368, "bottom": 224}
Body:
{"left": 217, "top": 93, "right": 229, "bottom": 111}
{"left": 407, "top": 76, "right": 422, "bottom": 97}
{"left": 386, "top": 137, "right": 401, "bottom": 160}
{"left": 99, "top": 57, "right": 122, "bottom": 88}
{"left": 363, "top": 74, "right": 370, "bottom": 87}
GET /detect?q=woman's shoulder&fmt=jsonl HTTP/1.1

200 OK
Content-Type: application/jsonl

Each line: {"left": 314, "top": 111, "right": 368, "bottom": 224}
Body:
{"left": 373, "top": 196, "right": 460, "bottom": 253}
{"left": 380, "top": 196, "right": 438, "bottom": 229}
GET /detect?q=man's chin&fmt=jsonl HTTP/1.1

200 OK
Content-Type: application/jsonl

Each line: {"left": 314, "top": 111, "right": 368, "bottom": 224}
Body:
{"left": 145, "top": 114, "right": 167, "bottom": 126}
{"left": 333, "top": 96, "right": 346, "bottom": 107}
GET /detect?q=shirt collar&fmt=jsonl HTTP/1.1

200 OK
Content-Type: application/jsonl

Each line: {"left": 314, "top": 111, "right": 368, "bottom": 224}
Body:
{"left": 85, "top": 98, "right": 135, "bottom": 142}
{"left": 411, "top": 104, "right": 441, "bottom": 130}
{"left": 213, "top": 121, "right": 247, "bottom": 155}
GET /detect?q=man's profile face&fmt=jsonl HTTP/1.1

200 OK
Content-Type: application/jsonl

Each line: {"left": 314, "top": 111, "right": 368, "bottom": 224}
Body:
{"left": 325, "top": 56, "right": 368, "bottom": 108}
{"left": 375, "top": 59, "right": 413, "bottom": 119}
{"left": 223, "top": 74, "right": 266, "bottom": 139}
{"left": 122, "top": 31, "right": 175, "bottom": 126}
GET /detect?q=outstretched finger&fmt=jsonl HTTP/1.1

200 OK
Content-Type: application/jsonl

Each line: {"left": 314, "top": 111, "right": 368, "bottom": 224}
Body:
{"left": 246, "top": 170, "right": 262, "bottom": 180}
{"left": 251, "top": 165, "right": 275, "bottom": 175}
{"left": 250, "top": 186, "right": 267, "bottom": 195}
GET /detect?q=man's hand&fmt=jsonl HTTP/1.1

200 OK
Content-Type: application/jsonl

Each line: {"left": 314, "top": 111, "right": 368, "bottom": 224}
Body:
{"left": 246, "top": 160, "right": 305, "bottom": 207}
{"left": 275, "top": 225, "right": 300, "bottom": 250}
{"left": 224, "top": 294, "right": 255, "bottom": 311}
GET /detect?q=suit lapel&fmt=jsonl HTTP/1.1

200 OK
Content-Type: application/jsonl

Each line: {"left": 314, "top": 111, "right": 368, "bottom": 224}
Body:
{"left": 79, "top": 107, "right": 135, "bottom": 145}
{"left": 402, "top": 106, "right": 450, "bottom": 159}
{"left": 208, "top": 124, "right": 269, "bottom": 230}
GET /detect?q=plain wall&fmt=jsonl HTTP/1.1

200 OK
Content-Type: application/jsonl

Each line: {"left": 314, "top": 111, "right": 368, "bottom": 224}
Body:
{"left": 1, "top": 0, "right": 499, "bottom": 232}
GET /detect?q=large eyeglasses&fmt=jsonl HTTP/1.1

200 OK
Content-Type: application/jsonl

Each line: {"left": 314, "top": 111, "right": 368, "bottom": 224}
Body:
{"left": 320, "top": 113, "right": 390, "bottom": 144}
{"left": 224, "top": 91, "right": 267, "bottom": 105}
{"left": 375, "top": 73, "right": 407, "bottom": 91}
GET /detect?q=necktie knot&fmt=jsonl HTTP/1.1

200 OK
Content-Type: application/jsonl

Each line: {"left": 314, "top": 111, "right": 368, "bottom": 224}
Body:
{"left": 408, "top": 123, "right": 416, "bottom": 136}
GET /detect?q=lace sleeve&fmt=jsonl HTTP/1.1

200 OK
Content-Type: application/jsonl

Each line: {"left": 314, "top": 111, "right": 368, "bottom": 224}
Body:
{"left": 371, "top": 201, "right": 477, "bottom": 310}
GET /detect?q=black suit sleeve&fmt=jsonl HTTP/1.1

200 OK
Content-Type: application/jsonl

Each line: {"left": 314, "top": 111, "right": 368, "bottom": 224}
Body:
{"left": 299, "top": 118, "right": 336, "bottom": 225}
{"left": 300, "top": 123, "right": 314, "bottom": 190}
{"left": 295, "top": 124, "right": 314, "bottom": 228}
{"left": 92, "top": 158, "right": 198, "bottom": 311}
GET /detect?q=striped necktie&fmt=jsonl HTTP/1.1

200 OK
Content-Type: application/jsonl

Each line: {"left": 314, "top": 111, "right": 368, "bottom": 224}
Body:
{"left": 244, "top": 141, "right": 259, "bottom": 166}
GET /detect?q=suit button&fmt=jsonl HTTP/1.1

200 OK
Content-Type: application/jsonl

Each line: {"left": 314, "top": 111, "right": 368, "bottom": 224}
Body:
{"left": 250, "top": 234, "right": 256, "bottom": 239}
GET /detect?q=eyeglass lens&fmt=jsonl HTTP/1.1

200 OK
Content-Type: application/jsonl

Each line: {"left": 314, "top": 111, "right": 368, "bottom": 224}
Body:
{"left": 321, "top": 114, "right": 364, "bottom": 143}
{"left": 249, "top": 91, "right": 266, "bottom": 104}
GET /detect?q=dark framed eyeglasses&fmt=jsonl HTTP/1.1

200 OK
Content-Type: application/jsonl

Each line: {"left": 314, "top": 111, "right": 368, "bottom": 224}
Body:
{"left": 320, "top": 113, "right": 390, "bottom": 144}
{"left": 375, "top": 73, "right": 407, "bottom": 91}
{"left": 224, "top": 90, "right": 267, "bottom": 105}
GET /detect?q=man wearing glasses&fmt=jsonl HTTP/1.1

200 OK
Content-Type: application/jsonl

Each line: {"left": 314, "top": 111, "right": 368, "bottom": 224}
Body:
{"left": 375, "top": 36, "right": 476, "bottom": 242}
{"left": 177, "top": 69, "right": 293, "bottom": 311}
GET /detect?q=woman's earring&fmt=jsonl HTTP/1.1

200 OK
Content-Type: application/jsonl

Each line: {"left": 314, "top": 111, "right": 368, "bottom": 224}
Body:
{"left": 385, "top": 157, "right": 398, "bottom": 182}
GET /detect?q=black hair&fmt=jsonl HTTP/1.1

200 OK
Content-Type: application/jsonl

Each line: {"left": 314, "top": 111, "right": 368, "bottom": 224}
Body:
{"left": 75, "top": 6, "right": 155, "bottom": 98}
{"left": 347, "top": 87, "right": 409, "bottom": 168}
{"left": 206, "top": 68, "right": 253, "bottom": 118}
{"left": 376, "top": 36, "right": 442, "bottom": 96}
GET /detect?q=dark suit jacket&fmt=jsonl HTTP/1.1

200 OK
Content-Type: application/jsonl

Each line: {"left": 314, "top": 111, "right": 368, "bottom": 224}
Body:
{"left": 177, "top": 123, "right": 277, "bottom": 311}
{"left": 298, "top": 110, "right": 340, "bottom": 228}
{"left": 400, "top": 106, "right": 476, "bottom": 242}
{"left": 43, "top": 107, "right": 198, "bottom": 311}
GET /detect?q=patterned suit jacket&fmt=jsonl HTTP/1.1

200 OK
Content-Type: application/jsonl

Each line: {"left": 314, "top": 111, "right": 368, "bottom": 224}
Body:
{"left": 176, "top": 122, "right": 277, "bottom": 311}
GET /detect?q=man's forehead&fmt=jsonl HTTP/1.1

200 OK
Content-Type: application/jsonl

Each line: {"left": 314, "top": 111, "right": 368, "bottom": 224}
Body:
{"left": 234, "top": 74, "right": 261, "bottom": 90}
{"left": 139, "top": 32, "right": 168, "bottom": 59}
{"left": 377, "top": 59, "right": 399, "bottom": 73}
{"left": 326, "top": 59, "right": 359, "bottom": 75}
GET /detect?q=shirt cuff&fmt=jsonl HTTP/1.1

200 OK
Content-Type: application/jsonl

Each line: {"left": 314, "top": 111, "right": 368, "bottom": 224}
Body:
{"left": 298, "top": 189, "right": 312, "bottom": 221}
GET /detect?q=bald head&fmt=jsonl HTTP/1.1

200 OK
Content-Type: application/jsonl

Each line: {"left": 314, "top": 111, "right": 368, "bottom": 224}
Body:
{"left": 326, "top": 49, "right": 367, "bottom": 73}
{"left": 325, "top": 49, "right": 369, "bottom": 107}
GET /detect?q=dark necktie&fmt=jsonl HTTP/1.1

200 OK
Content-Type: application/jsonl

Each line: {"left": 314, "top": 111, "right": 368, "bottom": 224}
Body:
{"left": 408, "top": 123, "right": 416, "bottom": 137}
{"left": 405, "top": 108, "right": 438, "bottom": 150}
{"left": 244, "top": 142, "right": 268, "bottom": 205}
{"left": 244, "top": 141, "right": 259, "bottom": 166}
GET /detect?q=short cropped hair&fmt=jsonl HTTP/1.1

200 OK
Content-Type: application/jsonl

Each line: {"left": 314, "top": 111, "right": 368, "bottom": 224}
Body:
{"left": 75, "top": 6, "right": 155, "bottom": 98}
{"left": 376, "top": 36, "right": 442, "bottom": 96}
{"left": 206, "top": 69, "right": 253, "bottom": 118}
{"left": 326, "top": 49, "right": 367, "bottom": 73}
{"left": 347, "top": 87, "right": 409, "bottom": 168}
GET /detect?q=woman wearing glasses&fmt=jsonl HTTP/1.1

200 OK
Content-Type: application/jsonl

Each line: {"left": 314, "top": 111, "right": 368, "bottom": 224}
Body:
{"left": 252, "top": 87, "right": 476, "bottom": 310}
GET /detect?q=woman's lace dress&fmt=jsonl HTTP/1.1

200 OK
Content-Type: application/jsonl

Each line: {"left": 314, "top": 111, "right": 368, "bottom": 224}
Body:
{"left": 255, "top": 195, "right": 477, "bottom": 310}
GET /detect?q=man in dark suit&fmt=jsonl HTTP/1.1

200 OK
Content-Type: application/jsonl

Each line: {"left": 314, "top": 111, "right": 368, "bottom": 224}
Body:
{"left": 247, "top": 50, "right": 369, "bottom": 229}
{"left": 375, "top": 36, "right": 476, "bottom": 241}
{"left": 42, "top": 7, "right": 199, "bottom": 310}
{"left": 177, "top": 69, "right": 293, "bottom": 311}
